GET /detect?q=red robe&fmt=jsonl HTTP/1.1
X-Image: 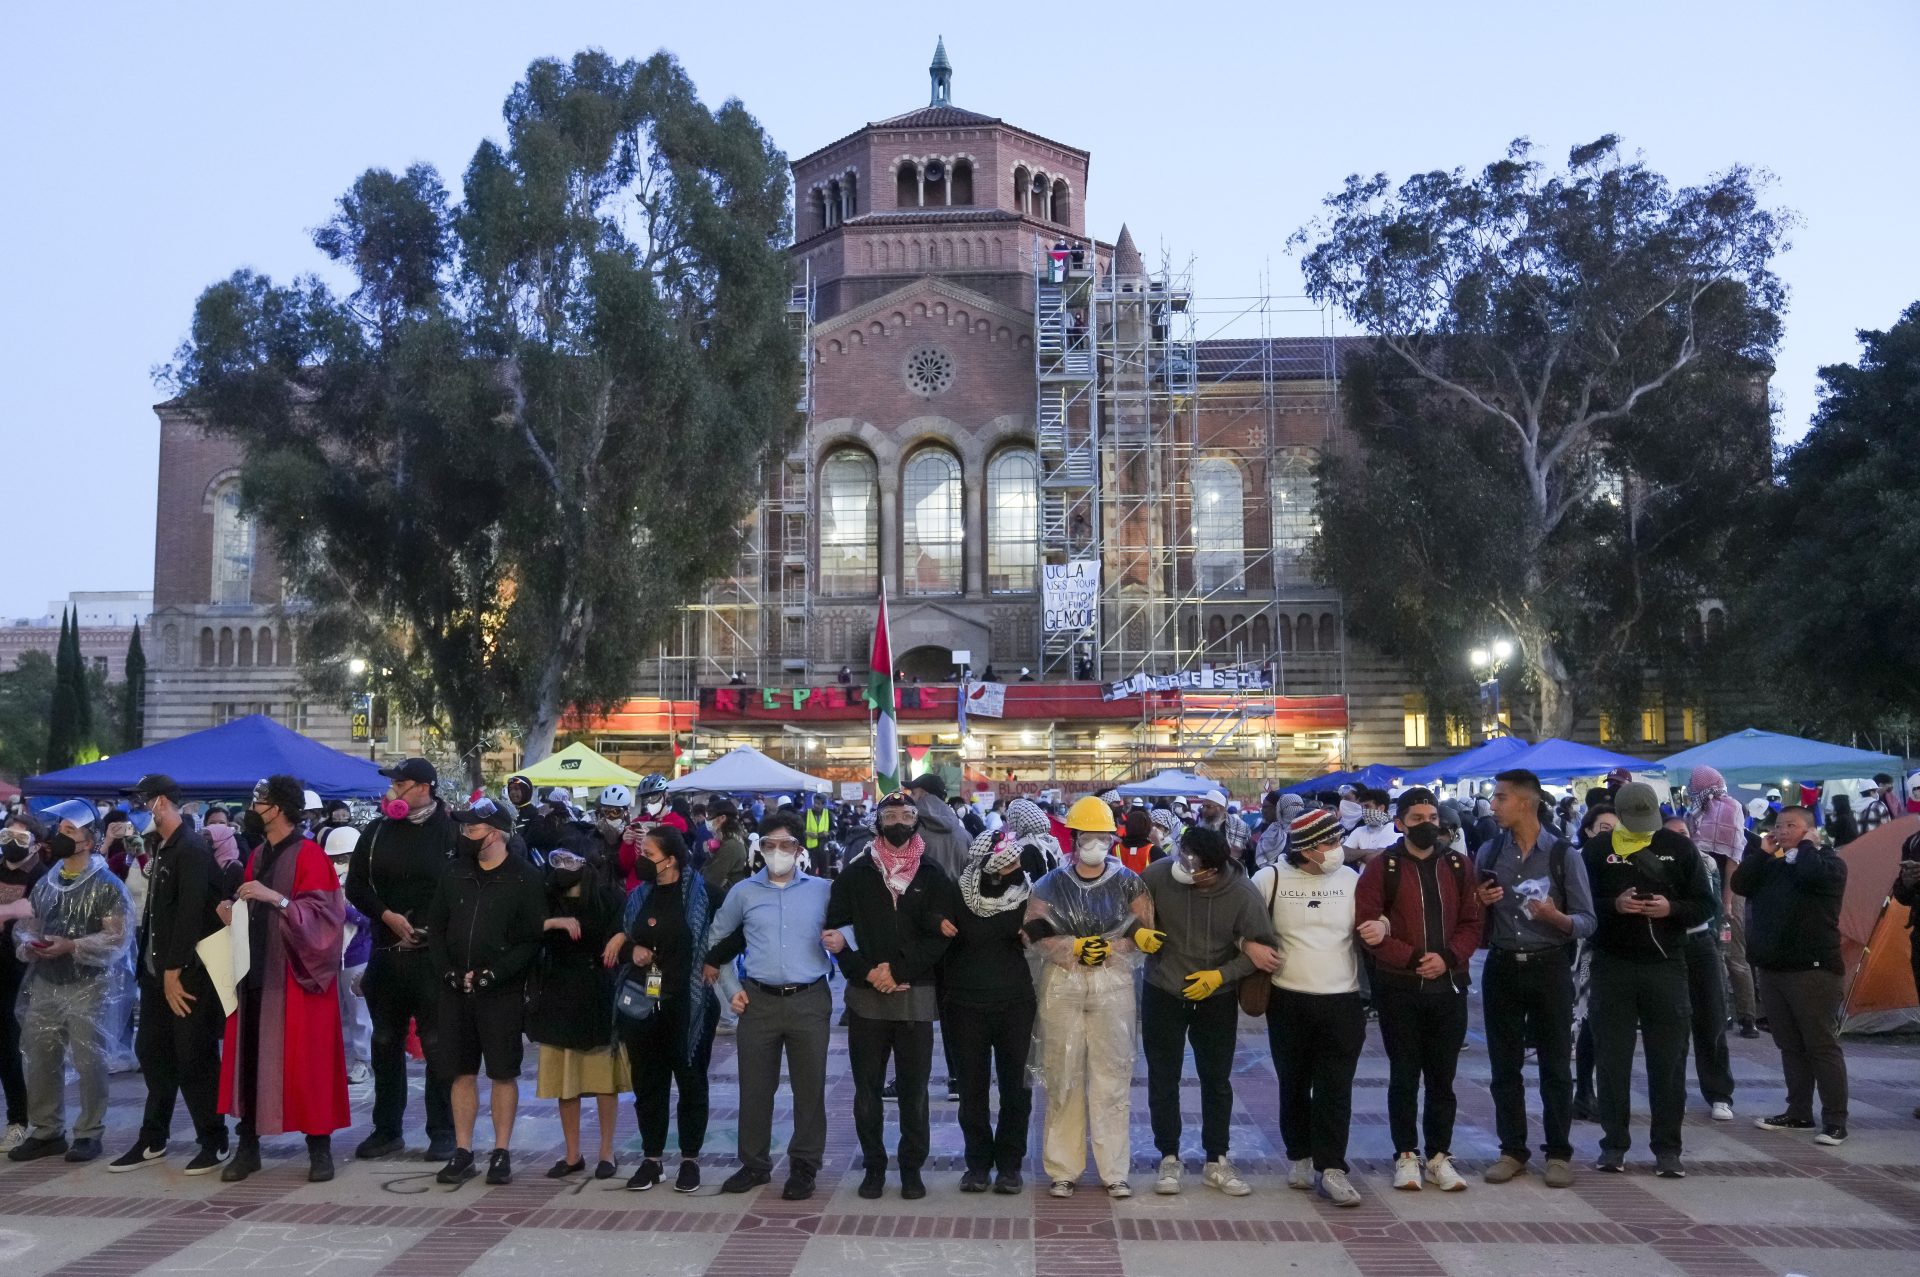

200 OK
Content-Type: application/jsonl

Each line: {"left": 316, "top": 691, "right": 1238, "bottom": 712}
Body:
{"left": 219, "top": 836, "right": 351, "bottom": 1136}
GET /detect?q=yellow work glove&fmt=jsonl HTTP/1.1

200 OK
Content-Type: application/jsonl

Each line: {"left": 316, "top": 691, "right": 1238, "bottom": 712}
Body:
{"left": 1182, "top": 970, "right": 1223, "bottom": 1000}
{"left": 1071, "top": 936, "right": 1111, "bottom": 967}
{"left": 1133, "top": 927, "right": 1166, "bottom": 955}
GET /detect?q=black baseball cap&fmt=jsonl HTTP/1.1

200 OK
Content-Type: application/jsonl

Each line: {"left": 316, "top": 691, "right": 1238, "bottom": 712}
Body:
{"left": 129, "top": 774, "right": 182, "bottom": 803}
{"left": 379, "top": 758, "right": 438, "bottom": 786}
{"left": 451, "top": 796, "right": 514, "bottom": 832}
{"left": 904, "top": 773, "right": 947, "bottom": 800}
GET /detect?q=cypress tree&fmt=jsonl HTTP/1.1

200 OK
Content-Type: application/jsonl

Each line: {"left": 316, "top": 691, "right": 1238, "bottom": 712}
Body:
{"left": 122, "top": 626, "right": 147, "bottom": 751}
{"left": 66, "top": 608, "right": 95, "bottom": 747}
{"left": 44, "top": 609, "right": 78, "bottom": 769}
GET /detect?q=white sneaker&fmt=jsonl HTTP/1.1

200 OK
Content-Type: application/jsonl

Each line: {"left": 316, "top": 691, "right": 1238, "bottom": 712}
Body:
{"left": 1202, "top": 1158, "right": 1251, "bottom": 1197}
{"left": 1710, "top": 1102, "right": 1734, "bottom": 1122}
{"left": 1154, "top": 1155, "right": 1182, "bottom": 1195}
{"left": 1287, "top": 1157, "right": 1314, "bottom": 1190}
{"left": 1393, "top": 1152, "right": 1422, "bottom": 1190}
{"left": 1048, "top": 1179, "right": 1075, "bottom": 1198}
{"left": 0, "top": 1123, "right": 26, "bottom": 1153}
{"left": 1317, "top": 1167, "right": 1362, "bottom": 1207}
{"left": 1424, "top": 1153, "right": 1466, "bottom": 1192}
{"left": 1106, "top": 1180, "right": 1133, "bottom": 1199}
{"left": 346, "top": 1061, "right": 371, "bottom": 1085}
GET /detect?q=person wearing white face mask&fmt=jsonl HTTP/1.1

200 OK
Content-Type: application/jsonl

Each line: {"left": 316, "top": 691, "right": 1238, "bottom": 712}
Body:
{"left": 1341, "top": 788, "right": 1401, "bottom": 867}
{"left": 1024, "top": 796, "right": 1152, "bottom": 1200}
{"left": 1251, "top": 809, "right": 1366, "bottom": 1208}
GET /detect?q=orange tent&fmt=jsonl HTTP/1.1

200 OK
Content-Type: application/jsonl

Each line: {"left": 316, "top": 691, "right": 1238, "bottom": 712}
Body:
{"left": 1835, "top": 816, "right": 1918, "bottom": 1033}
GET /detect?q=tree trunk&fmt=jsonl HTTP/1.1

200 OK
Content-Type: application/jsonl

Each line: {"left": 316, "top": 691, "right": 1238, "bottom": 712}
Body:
{"left": 520, "top": 646, "right": 568, "bottom": 765}
{"left": 1526, "top": 632, "right": 1577, "bottom": 740}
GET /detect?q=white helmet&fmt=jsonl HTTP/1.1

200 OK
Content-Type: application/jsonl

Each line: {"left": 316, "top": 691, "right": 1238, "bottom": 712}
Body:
{"left": 597, "top": 784, "right": 633, "bottom": 810}
{"left": 322, "top": 826, "right": 360, "bottom": 859}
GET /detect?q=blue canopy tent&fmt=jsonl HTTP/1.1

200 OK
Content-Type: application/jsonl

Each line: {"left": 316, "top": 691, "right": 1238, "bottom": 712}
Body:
{"left": 1659, "top": 729, "right": 1904, "bottom": 788}
{"left": 22, "top": 715, "right": 390, "bottom": 801}
{"left": 1276, "top": 770, "right": 1355, "bottom": 796}
{"left": 1115, "top": 769, "right": 1219, "bottom": 798}
{"left": 1276, "top": 763, "right": 1408, "bottom": 796}
{"left": 1466, "top": 738, "right": 1656, "bottom": 783}
{"left": 1401, "top": 736, "right": 1532, "bottom": 787}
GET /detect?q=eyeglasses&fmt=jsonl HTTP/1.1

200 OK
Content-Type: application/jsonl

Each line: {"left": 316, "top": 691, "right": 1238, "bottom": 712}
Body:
{"left": 759, "top": 835, "right": 801, "bottom": 851}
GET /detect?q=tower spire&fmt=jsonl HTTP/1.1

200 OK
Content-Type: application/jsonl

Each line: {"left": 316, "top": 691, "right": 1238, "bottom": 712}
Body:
{"left": 929, "top": 36, "right": 952, "bottom": 106}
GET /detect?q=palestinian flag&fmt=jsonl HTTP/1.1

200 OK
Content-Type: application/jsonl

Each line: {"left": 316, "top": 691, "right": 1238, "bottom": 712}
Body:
{"left": 868, "top": 586, "right": 900, "bottom": 793}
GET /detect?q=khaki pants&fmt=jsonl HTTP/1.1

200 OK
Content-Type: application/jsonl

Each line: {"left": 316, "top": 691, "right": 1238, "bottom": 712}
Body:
{"left": 1724, "top": 901, "right": 1757, "bottom": 1022}
{"left": 24, "top": 978, "right": 110, "bottom": 1142}
{"left": 1036, "top": 962, "right": 1134, "bottom": 1185}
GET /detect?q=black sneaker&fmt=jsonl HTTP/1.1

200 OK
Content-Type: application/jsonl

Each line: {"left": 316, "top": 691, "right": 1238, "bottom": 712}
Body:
{"left": 424, "top": 1137, "right": 457, "bottom": 1163}
{"left": 436, "top": 1148, "right": 477, "bottom": 1186}
{"left": 547, "top": 1158, "right": 586, "bottom": 1179}
{"left": 1654, "top": 1155, "right": 1686, "bottom": 1179}
{"left": 485, "top": 1149, "right": 511, "bottom": 1185}
{"left": 594, "top": 1160, "right": 618, "bottom": 1180}
{"left": 627, "top": 1158, "right": 663, "bottom": 1191}
{"left": 880, "top": 1079, "right": 898, "bottom": 1102}
{"left": 1595, "top": 1151, "right": 1624, "bottom": 1173}
{"left": 1754, "top": 1113, "right": 1816, "bottom": 1132}
{"left": 1738, "top": 1018, "right": 1761, "bottom": 1039}
{"left": 183, "top": 1143, "right": 229, "bottom": 1176}
{"left": 960, "top": 1167, "right": 991, "bottom": 1193}
{"left": 65, "top": 1138, "right": 102, "bottom": 1163}
{"left": 900, "top": 1168, "right": 926, "bottom": 1200}
{"left": 1814, "top": 1125, "right": 1848, "bottom": 1146}
{"left": 858, "top": 1167, "right": 886, "bottom": 1199}
{"left": 945, "top": 1080, "right": 960, "bottom": 1103}
{"left": 355, "top": 1132, "right": 405, "bottom": 1160}
{"left": 673, "top": 1160, "right": 700, "bottom": 1193}
{"left": 108, "top": 1141, "right": 168, "bottom": 1173}
{"left": 720, "top": 1166, "right": 770, "bottom": 1194}
{"left": 993, "top": 1169, "right": 1023, "bottom": 1194}
{"left": 220, "top": 1141, "right": 262, "bottom": 1182}
{"left": 6, "top": 1133, "right": 66, "bottom": 1162}
{"left": 781, "top": 1167, "right": 816, "bottom": 1201}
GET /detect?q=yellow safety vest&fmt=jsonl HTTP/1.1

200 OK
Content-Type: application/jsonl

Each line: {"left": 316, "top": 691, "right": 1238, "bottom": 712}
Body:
{"left": 805, "top": 806, "right": 830, "bottom": 849}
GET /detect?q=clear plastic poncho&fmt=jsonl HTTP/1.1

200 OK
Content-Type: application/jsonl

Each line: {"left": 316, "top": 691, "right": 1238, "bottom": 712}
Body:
{"left": 13, "top": 854, "right": 135, "bottom": 985}
{"left": 1023, "top": 857, "right": 1151, "bottom": 1174}
{"left": 13, "top": 853, "right": 137, "bottom": 1113}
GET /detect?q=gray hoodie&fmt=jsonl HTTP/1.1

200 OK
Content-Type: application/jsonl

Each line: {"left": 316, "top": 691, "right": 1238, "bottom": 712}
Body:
{"left": 1138, "top": 857, "right": 1273, "bottom": 999}
{"left": 912, "top": 790, "right": 970, "bottom": 881}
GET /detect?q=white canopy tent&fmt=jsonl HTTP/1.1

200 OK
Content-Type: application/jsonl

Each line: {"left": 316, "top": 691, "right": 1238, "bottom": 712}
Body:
{"left": 1114, "top": 769, "right": 1220, "bottom": 799}
{"left": 664, "top": 745, "right": 834, "bottom": 796}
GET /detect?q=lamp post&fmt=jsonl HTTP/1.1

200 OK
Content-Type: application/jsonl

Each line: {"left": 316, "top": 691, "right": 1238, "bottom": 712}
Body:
{"left": 1469, "top": 638, "right": 1514, "bottom": 741}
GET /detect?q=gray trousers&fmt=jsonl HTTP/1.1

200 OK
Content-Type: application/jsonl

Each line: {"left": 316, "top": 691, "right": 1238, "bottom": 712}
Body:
{"left": 735, "top": 979, "right": 830, "bottom": 1174}
{"left": 23, "top": 978, "right": 110, "bottom": 1141}
{"left": 1760, "top": 968, "right": 1847, "bottom": 1127}
{"left": 1724, "top": 903, "right": 1757, "bottom": 1022}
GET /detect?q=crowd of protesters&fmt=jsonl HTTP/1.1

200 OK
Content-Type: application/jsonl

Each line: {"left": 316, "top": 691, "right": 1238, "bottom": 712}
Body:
{"left": 0, "top": 756, "right": 1911, "bottom": 1209}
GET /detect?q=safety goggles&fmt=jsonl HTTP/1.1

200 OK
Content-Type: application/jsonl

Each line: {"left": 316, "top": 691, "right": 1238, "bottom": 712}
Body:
{"left": 759, "top": 834, "right": 802, "bottom": 852}
{"left": 547, "top": 850, "right": 587, "bottom": 871}
{"left": 0, "top": 829, "right": 32, "bottom": 849}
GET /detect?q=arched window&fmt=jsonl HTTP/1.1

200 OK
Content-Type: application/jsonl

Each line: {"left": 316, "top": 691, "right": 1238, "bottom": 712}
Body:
{"left": 819, "top": 450, "right": 879, "bottom": 595}
{"left": 258, "top": 625, "right": 275, "bottom": 667}
{"left": 1192, "top": 458, "right": 1245, "bottom": 591}
{"left": 1272, "top": 449, "right": 1319, "bottom": 585}
{"left": 1012, "top": 165, "right": 1031, "bottom": 215}
{"left": 1317, "top": 613, "right": 1338, "bottom": 652}
{"left": 951, "top": 159, "right": 974, "bottom": 205}
{"left": 903, "top": 448, "right": 963, "bottom": 595}
{"left": 1295, "top": 612, "right": 1316, "bottom": 653}
{"left": 217, "top": 627, "right": 234, "bottom": 667}
{"left": 986, "top": 449, "right": 1038, "bottom": 593}
{"left": 1051, "top": 178, "right": 1071, "bottom": 226}
{"left": 1277, "top": 614, "right": 1293, "bottom": 652}
{"left": 210, "top": 476, "right": 255, "bottom": 604}
{"left": 278, "top": 629, "right": 294, "bottom": 665}
{"left": 896, "top": 160, "right": 919, "bottom": 209}
{"left": 1251, "top": 615, "right": 1272, "bottom": 655}
{"left": 237, "top": 627, "right": 254, "bottom": 667}
{"left": 198, "top": 627, "right": 215, "bottom": 666}
{"left": 1206, "top": 614, "right": 1227, "bottom": 648}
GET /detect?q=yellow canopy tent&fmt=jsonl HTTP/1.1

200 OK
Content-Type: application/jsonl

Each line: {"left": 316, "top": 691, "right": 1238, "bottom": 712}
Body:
{"left": 513, "top": 741, "right": 642, "bottom": 789}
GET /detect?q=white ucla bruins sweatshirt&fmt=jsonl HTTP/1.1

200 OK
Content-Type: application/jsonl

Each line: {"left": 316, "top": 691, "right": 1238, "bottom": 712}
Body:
{"left": 1251, "top": 859, "right": 1361, "bottom": 995}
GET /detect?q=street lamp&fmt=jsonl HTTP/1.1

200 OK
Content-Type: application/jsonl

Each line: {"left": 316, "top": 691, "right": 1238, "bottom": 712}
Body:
{"left": 347, "top": 658, "right": 368, "bottom": 676}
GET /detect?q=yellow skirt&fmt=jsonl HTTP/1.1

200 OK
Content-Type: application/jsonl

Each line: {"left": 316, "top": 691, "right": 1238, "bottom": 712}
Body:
{"left": 535, "top": 1043, "right": 630, "bottom": 1099}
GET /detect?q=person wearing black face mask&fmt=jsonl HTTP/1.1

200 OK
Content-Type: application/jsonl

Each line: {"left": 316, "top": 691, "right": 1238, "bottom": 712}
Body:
{"left": 528, "top": 844, "right": 627, "bottom": 1180}
{"left": 1352, "top": 789, "right": 1484, "bottom": 1193}
{"left": 0, "top": 815, "right": 49, "bottom": 1153}
{"left": 934, "top": 830, "right": 1039, "bottom": 1193}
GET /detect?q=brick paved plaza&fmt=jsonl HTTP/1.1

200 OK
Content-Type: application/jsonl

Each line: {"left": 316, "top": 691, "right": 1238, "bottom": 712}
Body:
{"left": 1, "top": 975, "right": 1914, "bottom": 1277}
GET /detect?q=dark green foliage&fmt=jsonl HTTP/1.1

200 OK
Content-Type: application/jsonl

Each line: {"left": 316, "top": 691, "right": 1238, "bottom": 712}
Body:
{"left": 1, "top": 650, "right": 56, "bottom": 780}
{"left": 1295, "top": 137, "right": 1790, "bottom": 737}
{"left": 163, "top": 50, "right": 796, "bottom": 778}
{"left": 122, "top": 626, "right": 147, "bottom": 752}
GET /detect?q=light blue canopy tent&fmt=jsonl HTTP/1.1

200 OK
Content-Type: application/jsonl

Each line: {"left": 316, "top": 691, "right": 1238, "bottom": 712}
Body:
{"left": 1401, "top": 736, "right": 1532, "bottom": 786}
{"left": 1464, "top": 738, "right": 1656, "bottom": 783}
{"left": 1115, "top": 769, "right": 1219, "bottom": 798}
{"left": 1660, "top": 729, "right": 1904, "bottom": 787}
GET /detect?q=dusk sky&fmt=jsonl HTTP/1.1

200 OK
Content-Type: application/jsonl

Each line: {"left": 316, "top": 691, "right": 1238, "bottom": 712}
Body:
{"left": 3, "top": 0, "right": 1914, "bottom": 619}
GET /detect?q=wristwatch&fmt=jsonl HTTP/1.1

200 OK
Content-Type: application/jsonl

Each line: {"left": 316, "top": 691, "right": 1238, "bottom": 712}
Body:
{"left": 275, "top": 895, "right": 290, "bottom": 910}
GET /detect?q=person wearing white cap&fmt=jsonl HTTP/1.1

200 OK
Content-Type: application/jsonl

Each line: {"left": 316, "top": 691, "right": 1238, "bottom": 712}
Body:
{"left": 1192, "top": 789, "right": 1250, "bottom": 863}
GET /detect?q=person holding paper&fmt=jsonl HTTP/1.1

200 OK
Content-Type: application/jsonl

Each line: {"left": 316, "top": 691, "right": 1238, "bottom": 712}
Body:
{"left": 217, "top": 775, "right": 350, "bottom": 1183}
{"left": 109, "top": 775, "right": 229, "bottom": 1175}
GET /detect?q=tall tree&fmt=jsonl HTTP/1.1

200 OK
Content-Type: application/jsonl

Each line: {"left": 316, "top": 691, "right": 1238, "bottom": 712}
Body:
{"left": 45, "top": 610, "right": 81, "bottom": 771}
{"left": 164, "top": 50, "right": 796, "bottom": 780}
{"left": 0, "top": 650, "right": 56, "bottom": 780}
{"left": 1295, "top": 136, "right": 1791, "bottom": 736}
{"left": 1734, "top": 301, "right": 1920, "bottom": 741}
{"left": 121, "top": 626, "right": 147, "bottom": 752}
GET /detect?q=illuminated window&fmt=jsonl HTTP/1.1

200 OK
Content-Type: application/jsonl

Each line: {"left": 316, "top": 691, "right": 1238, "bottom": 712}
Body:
{"left": 1598, "top": 712, "right": 1615, "bottom": 744}
{"left": 210, "top": 476, "right": 256, "bottom": 604}
{"left": 1192, "top": 458, "right": 1245, "bottom": 591}
{"left": 986, "top": 449, "right": 1037, "bottom": 593}
{"left": 819, "top": 450, "right": 878, "bottom": 595}
{"left": 903, "top": 448, "right": 963, "bottom": 595}
{"left": 1445, "top": 716, "right": 1474, "bottom": 748}
{"left": 1682, "top": 706, "right": 1707, "bottom": 744}
{"left": 1640, "top": 703, "right": 1666, "bottom": 745}
{"left": 1403, "top": 693, "right": 1430, "bottom": 749}
{"left": 1271, "top": 449, "right": 1318, "bottom": 585}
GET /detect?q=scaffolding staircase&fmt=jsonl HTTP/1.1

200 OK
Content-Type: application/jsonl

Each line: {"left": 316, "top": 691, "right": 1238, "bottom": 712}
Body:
{"left": 1034, "top": 244, "right": 1100, "bottom": 676}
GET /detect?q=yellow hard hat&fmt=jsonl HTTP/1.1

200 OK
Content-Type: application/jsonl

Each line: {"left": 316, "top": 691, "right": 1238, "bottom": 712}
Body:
{"left": 1065, "top": 795, "right": 1118, "bottom": 834}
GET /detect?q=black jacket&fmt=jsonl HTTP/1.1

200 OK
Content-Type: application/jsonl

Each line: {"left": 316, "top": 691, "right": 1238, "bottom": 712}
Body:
{"left": 1732, "top": 839, "right": 1847, "bottom": 972}
{"left": 825, "top": 851, "right": 953, "bottom": 986}
{"left": 1582, "top": 828, "right": 1714, "bottom": 963}
{"left": 425, "top": 850, "right": 547, "bottom": 986}
{"left": 346, "top": 804, "right": 456, "bottom": 948}
{"left": 935, "top": 876, "right": 1035, "bottom": 1007}
{"left": 527, "top": 876, "right": 626, "bottom": 1051}
{"left": 137, "top": 824, "right": 224, "bottom": 980}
